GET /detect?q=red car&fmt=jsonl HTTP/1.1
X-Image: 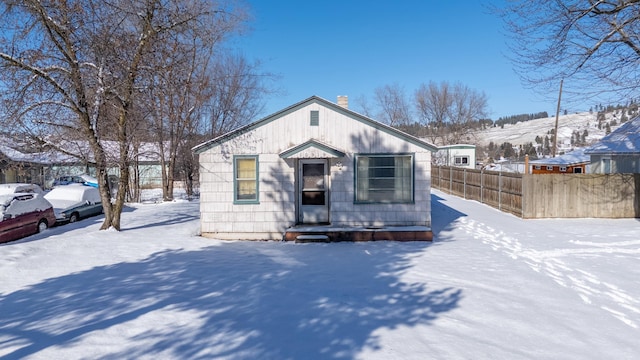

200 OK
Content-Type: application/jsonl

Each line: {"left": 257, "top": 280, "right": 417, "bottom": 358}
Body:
{"left": 0, "top": 193, "right": 56, "bottom": 244}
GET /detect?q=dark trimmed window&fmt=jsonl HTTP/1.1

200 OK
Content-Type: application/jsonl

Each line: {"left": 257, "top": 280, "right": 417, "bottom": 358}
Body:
{"left": 355, "top": 155, "right": 413, "bottom": 203}
{"left": 454, "top": 156, "right": 469, "bottom": 165}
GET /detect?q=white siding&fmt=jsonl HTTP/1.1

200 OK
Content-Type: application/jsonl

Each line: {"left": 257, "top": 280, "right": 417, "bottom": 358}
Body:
{"left": 198, "top": 100, "right": 433, "bottom": 240}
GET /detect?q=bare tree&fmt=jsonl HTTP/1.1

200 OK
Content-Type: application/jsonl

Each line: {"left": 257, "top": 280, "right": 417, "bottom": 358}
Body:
{"left": 495, "top": 0, "right": 640, "bottom": 106}
{"left": 352, "top": 94, "right": 374, "bottom": 118}
{"left": 145, "top": 37, "right": 211, "bottom": 202}
{"left": 415, "top": 82, "right": 452, "bottom": 144}
{"left": 0, "top": 0, "right": 247, "bottom": 230}
{"left": 206, "top": 53, "right": 268, "bottom": 137}
{"left": 373, "top": 83, "right": 412, "bottom": 127}
{"left": 414, "top": 81, "right": 488, "bottom": 145}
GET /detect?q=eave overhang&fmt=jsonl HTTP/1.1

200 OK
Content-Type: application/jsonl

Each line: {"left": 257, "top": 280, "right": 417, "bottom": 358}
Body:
{"left": 279, "top": 139, "right": 346, "bottom": 159}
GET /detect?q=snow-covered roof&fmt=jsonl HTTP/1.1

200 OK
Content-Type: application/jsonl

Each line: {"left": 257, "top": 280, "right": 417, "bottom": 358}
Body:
{"left": 584, "top": 115, "right": 640, "bottom": 155}
{"left": 0, "top": 139, "right": 164, "bottom": 164}
{"left": 0, "top": 144, "right": 77, "bottom": 164}
{"left": 437, "top": 144, "right": 476, "bottom": 150}
{"left": 529, "top": 148, "right": 590, "bottom": 166}
{"left": 483, "top": 162, "right": 526, "bottom": 173}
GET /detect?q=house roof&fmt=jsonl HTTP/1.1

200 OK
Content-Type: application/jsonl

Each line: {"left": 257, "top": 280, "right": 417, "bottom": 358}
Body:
{"left": 0, "top": 143, "right": 77, "bottom": 164}
{"left": 437, "top": 144, "right": 476, "bottom": 150}
{"left": 529, "top": 148, "right": 590, "bottom": 166}
{"left": 192, "top": 95, "right": 438, "bottom": 154}
{"left": 0, "top": 140, "right": 164, "bottom": 165}
{"left": 584, "top": 115, "right": 640, "bottom": 155}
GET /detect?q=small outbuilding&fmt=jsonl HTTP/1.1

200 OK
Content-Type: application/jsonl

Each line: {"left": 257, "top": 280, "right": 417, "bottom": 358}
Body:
{"left": 193, "top": 96, "right": 438, "bottom": 242}
{"left": 434, "top": 144, "right": 476, "bottom": 169}
{"left": 529, "top": 148, "right": 589, "bottom": 174}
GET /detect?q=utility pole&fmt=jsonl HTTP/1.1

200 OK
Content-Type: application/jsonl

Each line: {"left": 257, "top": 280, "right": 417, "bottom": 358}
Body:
{"left": 552, "top": 79, "right": 563, "bottom": 157}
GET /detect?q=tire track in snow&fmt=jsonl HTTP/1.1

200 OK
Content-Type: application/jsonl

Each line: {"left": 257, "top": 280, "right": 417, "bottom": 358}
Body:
{"left": 457, "top": 217, "right": 640, "bottom": 329}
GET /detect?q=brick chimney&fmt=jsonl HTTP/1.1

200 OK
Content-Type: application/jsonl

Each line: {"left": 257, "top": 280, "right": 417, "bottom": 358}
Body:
{"left": 337, "top": 95, "right": 348, "bottom": 109}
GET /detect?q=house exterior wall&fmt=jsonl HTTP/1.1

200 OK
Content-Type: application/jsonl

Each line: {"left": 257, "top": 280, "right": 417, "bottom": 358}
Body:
{"left": 589, "top": 155, "right": 640, "bottom": 174}
{"left": 198, "top": 101, "right": 433, "bottom": 240}
{"left": 531, "top": 164, "right": 586, "bottom": 174}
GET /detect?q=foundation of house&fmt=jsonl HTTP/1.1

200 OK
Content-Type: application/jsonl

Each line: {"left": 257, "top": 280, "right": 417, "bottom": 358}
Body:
{"left": 284, "top": 225, "right": 433, "bottom": 243}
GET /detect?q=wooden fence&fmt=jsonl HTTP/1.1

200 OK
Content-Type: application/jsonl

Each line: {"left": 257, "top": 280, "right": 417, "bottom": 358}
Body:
{"left": 431, "top": 166, "right": 640, "bottom": 218}
{"left": 431, "top": 166, "right": 523, "bottom": 216}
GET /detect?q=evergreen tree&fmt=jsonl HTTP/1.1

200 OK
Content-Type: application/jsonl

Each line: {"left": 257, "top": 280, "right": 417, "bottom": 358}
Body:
{"left": 544, "top": 136, "right": 550, "bottom": 155}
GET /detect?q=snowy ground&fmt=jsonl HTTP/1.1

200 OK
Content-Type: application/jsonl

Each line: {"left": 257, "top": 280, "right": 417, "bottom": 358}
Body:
{"left": 1, "top": 190, "right": 639, "bottom": 359}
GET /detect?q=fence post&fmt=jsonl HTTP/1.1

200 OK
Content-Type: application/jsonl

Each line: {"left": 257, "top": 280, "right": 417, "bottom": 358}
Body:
{"left": 464, "top": 168, "right": 467, "bottom": 199}
{"left": 521, "top": 173, "right": 525, "bottom": 218}
{"left": 499, "top": 171, "right": 502, "bottom": 211}
{"left": 480, "top": 168, "right": 484, "bottom": 204}
{"left": 449, "top": 166, "right": 452, "bottom": 194}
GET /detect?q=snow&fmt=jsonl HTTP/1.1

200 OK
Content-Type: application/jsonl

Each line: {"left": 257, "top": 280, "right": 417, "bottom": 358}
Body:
{"left": 529, "top": 148, "right": 590, "bottom": 165}
{"left": 44, "top": 185, "right": 100, "bottom": 203}
{"left": 478, "top": 111, "right": 616, "bottom": 148}
{"left": 1, "top": 190, "right": 639, "bottom": 359}
{"left": 584, "top": 115, "right": 640, "bottom": 154}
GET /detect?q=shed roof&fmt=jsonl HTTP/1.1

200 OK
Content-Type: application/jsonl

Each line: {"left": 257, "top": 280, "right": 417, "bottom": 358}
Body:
{"left": 192, "top": 95, "right": 438, "bottom": 154}
{"left": 584, "top": 115, "right": 640, "bottom": 155}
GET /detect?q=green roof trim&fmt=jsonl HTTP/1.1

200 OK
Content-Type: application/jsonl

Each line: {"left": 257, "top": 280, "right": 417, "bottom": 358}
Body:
{"left": 279, "top": 139, "right": 346, "bottom": 159}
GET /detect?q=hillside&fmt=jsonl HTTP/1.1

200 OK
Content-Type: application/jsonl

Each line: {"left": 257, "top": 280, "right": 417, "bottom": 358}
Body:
{"left": 475, "top": 111, "right": 623, "bottom": 151}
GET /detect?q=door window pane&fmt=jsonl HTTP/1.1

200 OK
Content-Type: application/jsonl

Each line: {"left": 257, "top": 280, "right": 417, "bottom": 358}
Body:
{"left": 302, "top": 191, "right": 325, "bottom": 205}
{"left": 302, "top": 163, "right": 325, "bottom": 205}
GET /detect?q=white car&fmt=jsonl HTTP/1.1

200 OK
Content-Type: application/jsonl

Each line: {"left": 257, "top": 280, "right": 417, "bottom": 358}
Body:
{"left": 44, "top": 185, "right": 103, "bottom": 224}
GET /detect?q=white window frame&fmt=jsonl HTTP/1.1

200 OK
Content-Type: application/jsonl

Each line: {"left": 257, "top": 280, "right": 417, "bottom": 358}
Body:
{"left": 602, "top": 158, "right": 612, "bottom": 174}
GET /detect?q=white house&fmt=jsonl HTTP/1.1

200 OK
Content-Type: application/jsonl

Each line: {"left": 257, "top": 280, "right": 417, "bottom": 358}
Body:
{"left": 434, "top": 144, "right": 476, "bottom": 169}
{"left": 193, "top": 96, "right": 438, "bottom": 242}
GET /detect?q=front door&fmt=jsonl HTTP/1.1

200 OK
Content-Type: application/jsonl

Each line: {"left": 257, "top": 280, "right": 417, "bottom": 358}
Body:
{"left": 299, "top": 159, "right": 329, "bottom": 224}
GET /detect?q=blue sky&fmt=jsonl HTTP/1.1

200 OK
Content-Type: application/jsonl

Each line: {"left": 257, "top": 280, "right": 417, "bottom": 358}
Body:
{"left": 234, "top": 0, "right": 565, "bottom": 120}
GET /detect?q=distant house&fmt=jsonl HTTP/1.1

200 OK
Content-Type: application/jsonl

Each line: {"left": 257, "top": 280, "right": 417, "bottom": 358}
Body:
{"left": 0, "top": 143, "right": 80, "bottom": 186}
{"left": 585, "top": 115, "right": 640, "bottom": 173}
{"left": 529, "top": 148, "right": 590, "bottom": 174}
{"left": 434, "top": 144, "right": 476, "bottom": 169}
{"left": 193, "top": 95, "right": 438, "bottom": 242}
{"left": 0, "top": 140, "right": 165, "bottom": 188}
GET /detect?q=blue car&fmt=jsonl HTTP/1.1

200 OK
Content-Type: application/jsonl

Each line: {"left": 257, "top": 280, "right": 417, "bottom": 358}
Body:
{"left": 52, "top": 175, "right": 99, "bottom": 188}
